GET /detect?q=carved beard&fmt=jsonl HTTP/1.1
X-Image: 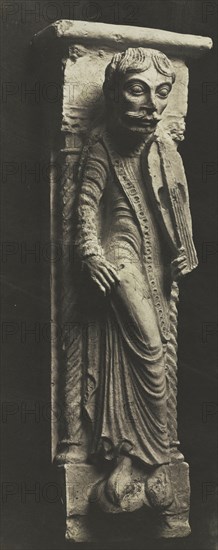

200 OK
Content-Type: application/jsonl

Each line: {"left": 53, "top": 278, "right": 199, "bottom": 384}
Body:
{"left": 117, "top": 110, "right": 161, "bottom": 138}
{"left": 106, "top": 103, "right": 161, "bottom": 146}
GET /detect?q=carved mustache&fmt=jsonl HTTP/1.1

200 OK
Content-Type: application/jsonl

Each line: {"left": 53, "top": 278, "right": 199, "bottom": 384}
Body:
{"left": 124, "top": 111, "right": 161, "bottom": 124}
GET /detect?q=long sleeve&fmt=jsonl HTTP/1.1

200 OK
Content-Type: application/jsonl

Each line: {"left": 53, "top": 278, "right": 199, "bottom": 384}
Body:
{"left": 76, "top": 140, "right": 109, "bottom": 260}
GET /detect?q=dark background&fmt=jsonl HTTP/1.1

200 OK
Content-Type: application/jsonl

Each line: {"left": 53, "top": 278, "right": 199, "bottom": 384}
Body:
{"left": 1, "top": 1, "right": 217, "bottom": 549}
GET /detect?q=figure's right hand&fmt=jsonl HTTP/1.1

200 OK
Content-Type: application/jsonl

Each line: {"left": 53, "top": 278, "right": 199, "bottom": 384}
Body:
{"left": 83, "top": 256, "right": 120, "bottom": 295}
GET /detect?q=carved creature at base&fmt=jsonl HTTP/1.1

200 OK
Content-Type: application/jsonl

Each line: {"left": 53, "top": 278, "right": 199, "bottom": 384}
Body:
{"left": 60, "top": 461, "right": 191, "bottom": 542}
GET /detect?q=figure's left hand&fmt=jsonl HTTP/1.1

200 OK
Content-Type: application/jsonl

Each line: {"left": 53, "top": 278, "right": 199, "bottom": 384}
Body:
{"left": 171, "top": 247, "right": 189, "bottom": 281}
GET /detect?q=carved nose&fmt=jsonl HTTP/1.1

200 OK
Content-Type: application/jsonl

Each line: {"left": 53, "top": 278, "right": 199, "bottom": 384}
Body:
{"left": 145, "top": 94, "right": 157, "bottom": 113}
{"left": 146, "top": 102, "right": 157, "bottom": 114}
{"left": 141, "top": 103, "right": 157, "bottom": 115}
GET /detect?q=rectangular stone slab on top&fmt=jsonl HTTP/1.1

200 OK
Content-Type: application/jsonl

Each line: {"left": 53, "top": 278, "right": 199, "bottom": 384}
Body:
{"left": 33, "top": 19, "right": 212, "bottom": 57}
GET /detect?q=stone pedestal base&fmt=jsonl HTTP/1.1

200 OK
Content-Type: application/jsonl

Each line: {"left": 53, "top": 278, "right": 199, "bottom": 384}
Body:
{"left": 58, "top": 461, "right": 191, "bottom": 542}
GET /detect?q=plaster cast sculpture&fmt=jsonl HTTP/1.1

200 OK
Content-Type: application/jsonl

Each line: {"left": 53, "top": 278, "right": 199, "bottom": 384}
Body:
{"left": 32, "top": 20, "right": 212, "bottom": 543}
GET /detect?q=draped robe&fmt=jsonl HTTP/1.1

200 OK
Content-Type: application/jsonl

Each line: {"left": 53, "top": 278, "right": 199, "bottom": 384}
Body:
{"left": 75, "top": 126, "right": 197, "bottom": 467}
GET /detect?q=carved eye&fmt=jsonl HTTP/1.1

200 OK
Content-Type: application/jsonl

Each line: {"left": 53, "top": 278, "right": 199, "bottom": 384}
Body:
{"left": 127, "top": 84, "right": 145, "bottom": 96}
{"left": 156, "top": 86, "right": 171, "bottom": 98}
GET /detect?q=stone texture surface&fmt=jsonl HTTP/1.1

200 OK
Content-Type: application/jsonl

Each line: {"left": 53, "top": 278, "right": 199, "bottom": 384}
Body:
{"left": 38, "top": 23, "right": 211, "bottom": 467}
{"left": 33, "top": 20, "right": 212, "bottom": 544}
{"left": 56, "top": 41, "right": 190, "bottom": 473}
{"left": 61, "top": 461, "right": 191, "bottom": 542}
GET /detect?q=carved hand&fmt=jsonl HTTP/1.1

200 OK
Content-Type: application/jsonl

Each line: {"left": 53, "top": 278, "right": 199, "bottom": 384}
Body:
{"left": 83, "top": 256, "right": 120, "bottom": 294}
{"left": 171, "top": 247, "right": 189, "bottom": 281}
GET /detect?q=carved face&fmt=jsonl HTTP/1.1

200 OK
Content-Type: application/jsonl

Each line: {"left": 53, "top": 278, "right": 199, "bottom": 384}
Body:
{"left": 118, "top": 66, "right": 173, "bottom": 135}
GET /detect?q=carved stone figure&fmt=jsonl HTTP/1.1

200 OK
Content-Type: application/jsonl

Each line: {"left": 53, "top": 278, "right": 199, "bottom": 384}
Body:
{"left": 67, "top": 46, "right": 198, "bottom": 518}
{"left": 32, "top": 20, "right": 212, "bottom": 543}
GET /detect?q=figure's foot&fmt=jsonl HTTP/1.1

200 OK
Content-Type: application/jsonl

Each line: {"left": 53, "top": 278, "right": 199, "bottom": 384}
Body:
{"left": 145, "top": 465, "right": 174, "bottom": 510}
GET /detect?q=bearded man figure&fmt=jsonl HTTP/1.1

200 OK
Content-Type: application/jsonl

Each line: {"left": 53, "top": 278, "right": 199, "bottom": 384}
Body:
{"left": 75, "top": 48, "right": 197, "bottom": 512}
